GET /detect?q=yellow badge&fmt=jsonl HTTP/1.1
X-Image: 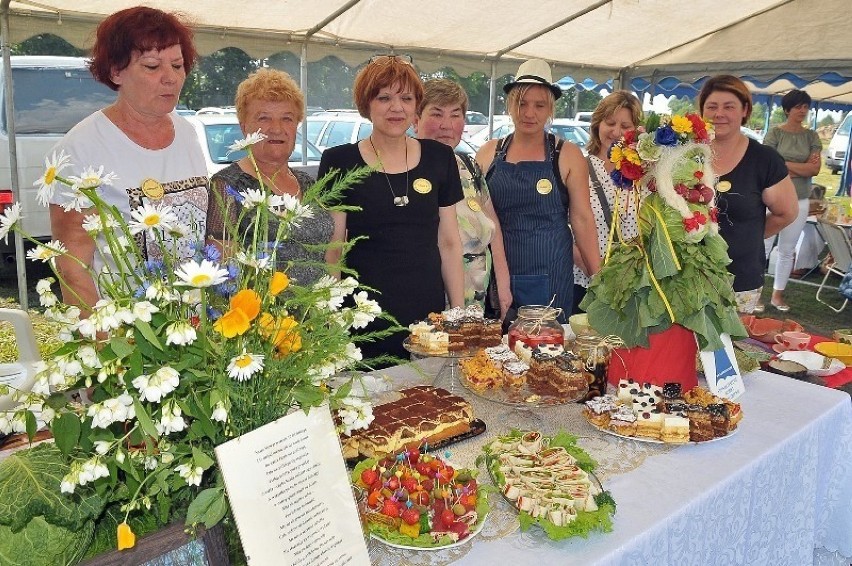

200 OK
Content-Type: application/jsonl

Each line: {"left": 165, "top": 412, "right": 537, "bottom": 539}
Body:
{"left": 412, "top": 178, "right": 432, "bottom": 194}
{"left": 141, "top": 178, "right": 164, "bottom": 200}
{"left": 467, "top": 198, "right": 482, "bottom": 212}
{"left": 536, "top": 178, "right": 553, "bottom": 195}
{"left": 716, "top": 180, "right": 732, "bottom": 193}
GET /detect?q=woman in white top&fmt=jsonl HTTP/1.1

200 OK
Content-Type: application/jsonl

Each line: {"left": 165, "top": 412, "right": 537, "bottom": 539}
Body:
{"left": 49, "top": 7, "right": 207, "bottom": 314}
{"left": 571, "top": 91, "right": 643, "bottom": 314}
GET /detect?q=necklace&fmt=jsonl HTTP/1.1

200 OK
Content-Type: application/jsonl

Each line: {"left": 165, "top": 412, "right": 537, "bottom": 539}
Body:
{"left": 369, "top": 136, "right": 409, "bottom": 207}
{"left": 253, "top": 160, "right": 301, "bottom": 198}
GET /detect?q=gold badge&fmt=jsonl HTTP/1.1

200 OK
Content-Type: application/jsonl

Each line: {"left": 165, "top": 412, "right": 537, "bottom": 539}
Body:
{"left": 536, "top": 178, "right": 553, "bottom": 195}
{"left": 141, "top": 178, "right": 164, "bottom": 200}
{"left": 412, "top": 178, "right": 432, "bottom": 194}
{"left": 716, "top": 180, "right": 732, "bottom": 193}
{"left": 467, "top": 198, "right": 482, "bottom": 212}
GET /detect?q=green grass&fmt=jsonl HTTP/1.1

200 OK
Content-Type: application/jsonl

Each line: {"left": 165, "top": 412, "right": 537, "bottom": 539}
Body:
{"left": 758, "top": 268, "right": 851, "bottom": 338}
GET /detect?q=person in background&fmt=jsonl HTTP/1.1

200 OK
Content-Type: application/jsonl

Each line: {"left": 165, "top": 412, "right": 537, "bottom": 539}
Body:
{"left": 319, "top": 55, "right": 464, "bottom": 362}
{"left": 413, "top": 78, "right": 512, "bottom": 317}
{"left": 571, "top": 90, "right": 643, "bottom": 314}
{"left": 476, "top": 59, "right": 600, "bottom": 322}
{"left": 206, "top": 68, "right": 332, "bottom": 286}
{"left": 698, "top": 75, "right": 797, "bottom": 314}
{"left": 50, "top": 6, "right": 207, "bottom": 314}
{"left": 761, "top": 89, "right": 822, "bottom": 312}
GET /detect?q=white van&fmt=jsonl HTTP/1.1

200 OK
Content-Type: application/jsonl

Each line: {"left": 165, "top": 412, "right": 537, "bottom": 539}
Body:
{"left": 826, "top": 111, "right": 851, "bottom": 174}
{"left": 0, "top": 56, "right": 116, "bottom": 261}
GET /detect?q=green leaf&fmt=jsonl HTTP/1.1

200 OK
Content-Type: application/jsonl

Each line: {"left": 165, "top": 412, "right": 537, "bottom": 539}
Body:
{"left": 0, "top": 516, "right": 94, "bottom": 566}
{"left": 52, "top": 413, "right": 81, "bottom": 456}
{"left": 134, "top": 320, "right": 163, "bottom": 352}
{"left": 132, "top": 399, "right": 159, "bottom": 439}
{"left": 0, "top": 444, "right": 105, "bottom": 532}
{"left": 185, "top": 488, "right": 228, "bottom": 528}
{"left": 191, "top": 446, "right": 215, "bottom": 470}
{"left": 107, "top": 336, "right": 135, "bottom": 359}
{"left": 24, "top": 411, "right": 37, "bottom": 441}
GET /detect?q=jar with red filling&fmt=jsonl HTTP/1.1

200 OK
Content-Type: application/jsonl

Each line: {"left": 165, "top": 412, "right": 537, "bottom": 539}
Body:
{"left": 507, "top": 305, "right": 564, "bottom": 350}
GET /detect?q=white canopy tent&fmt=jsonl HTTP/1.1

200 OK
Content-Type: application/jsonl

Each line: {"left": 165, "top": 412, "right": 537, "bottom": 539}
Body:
{"left": 2, "top": 0, "right": 852, "bottom": 306}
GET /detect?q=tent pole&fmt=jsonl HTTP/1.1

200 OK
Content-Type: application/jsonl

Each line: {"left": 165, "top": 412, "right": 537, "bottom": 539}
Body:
{"left": 488, "top": 60, "right": 497, "bottom": 137}
{"left": 299, "top": 42, "right": 308, "bottom": 166}
{"left": 0, "top": 0, "right": 27, "bottom": 309}
{"left": 840, "top": 123, "right": 852, "bottom": 197}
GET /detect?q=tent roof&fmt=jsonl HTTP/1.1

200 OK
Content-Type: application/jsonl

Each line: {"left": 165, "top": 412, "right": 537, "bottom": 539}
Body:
{"left": 4, "top": 0, "right": 852, "bottom": 101}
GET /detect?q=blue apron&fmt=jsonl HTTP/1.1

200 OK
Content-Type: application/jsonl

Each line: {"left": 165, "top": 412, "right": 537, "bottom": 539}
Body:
{"left": 486, "top": 134, "right": 574, "bottom": 322}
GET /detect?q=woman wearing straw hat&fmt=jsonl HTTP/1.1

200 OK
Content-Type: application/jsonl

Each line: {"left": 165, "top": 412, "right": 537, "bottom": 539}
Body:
{"left": 476, "top": 59, "right": 601, "bottom": 322}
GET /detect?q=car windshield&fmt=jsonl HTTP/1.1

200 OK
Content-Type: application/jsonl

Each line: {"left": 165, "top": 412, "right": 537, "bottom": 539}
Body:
{"left": 838, "top": 113, "right": 852, "bottom": 136}
{"left": 549, "top": 125, "right": 590, "bottom": 147}
{"left": 201, "top": 123, "right": 320, "bottom": 164}
{"left": 2, "top": 67, "right": 116, "bottom": 134}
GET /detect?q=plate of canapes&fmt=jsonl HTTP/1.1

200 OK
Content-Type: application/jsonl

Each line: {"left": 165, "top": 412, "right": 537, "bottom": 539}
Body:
{"left": 582, "top": 380, "right": 742, "bottom": 444}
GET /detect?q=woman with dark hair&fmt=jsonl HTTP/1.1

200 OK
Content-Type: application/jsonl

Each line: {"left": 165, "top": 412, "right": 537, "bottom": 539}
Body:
{"left": 571, "top": 90, "right": 643, "bottom": 313}
{"left": 762, "top": 89, "right": 822, "bottom": 312}
{"left": 476, "top": 59, "right": 600, "bottom": 321}
{"left": 49, "top": 6, "right": 207, "bottom": 313}
{"left": 698, "top": 75, "right": 797, "bottom": 314}
{"left": 319, "top": 56, "right": 464, "bottom": 362}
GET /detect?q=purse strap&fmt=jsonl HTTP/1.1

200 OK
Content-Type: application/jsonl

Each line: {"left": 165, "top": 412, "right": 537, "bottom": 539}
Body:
{"left": 586, "top": 155, "right": 613, "bottom": 229}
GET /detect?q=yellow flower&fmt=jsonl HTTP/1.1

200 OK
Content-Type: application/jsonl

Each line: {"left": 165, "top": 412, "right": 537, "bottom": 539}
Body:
{"left": 623, "top": 147, "right": 642, "bottom": 165}
{"left": 671, "top": 115, "right": 693, "bottom": 135}
{"left": 610, "top": 145, "right": 623, "bottom": 164}
{"left": 259, "top": 314, "right": 302, "bottom": 355}
{"left": 269, "top": 272, "right": 289, "bottom": 297}
{"left": 214, "top": 308, "right": 250, "bottom": 338}
{"left": 117, "top": 522, "right": 136, "bottom": 550}
{"left": 231, "top": 289, "right": 261, "bottom": 321}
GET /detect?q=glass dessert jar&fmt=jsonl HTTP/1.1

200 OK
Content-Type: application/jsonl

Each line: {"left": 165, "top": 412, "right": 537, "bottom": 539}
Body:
{"left": 507, "top": 305, "right": 564, "bottom": 350}
{"left": 572, "top": 334, "right": 611, "bottom": 401}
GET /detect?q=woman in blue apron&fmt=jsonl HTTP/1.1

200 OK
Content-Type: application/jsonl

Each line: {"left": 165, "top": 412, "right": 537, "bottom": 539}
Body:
{"left": 476, "top": 59, "right": 601, "bottom": 322}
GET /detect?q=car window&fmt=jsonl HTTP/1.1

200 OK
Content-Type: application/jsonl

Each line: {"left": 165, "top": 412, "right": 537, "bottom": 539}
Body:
{"left": 306, "top": 120, "right": 325, "bottom": 144}
{"left": 321, "top": 121, "right": 356, "bottom": 148}
{"left": 466, "top": 112, "right": 488, "bottom": 125}
{"left": 2, "top": 67, "right": 116, "bottom": 134}
{"left": 202, "top": 123, "right": 247, "bottom": 164}
{"left": 356, "top": 123, "right": 373, "bottom": 141}
{"left": 290, "top": 135, "right": 321, "bottom": 162}
{"left": 550, "top": 125, "right": 590, "bottom": 147}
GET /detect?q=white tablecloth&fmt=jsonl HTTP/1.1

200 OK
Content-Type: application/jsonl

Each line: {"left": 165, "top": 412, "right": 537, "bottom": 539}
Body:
{"left": 366, "top": 363, "right": 852, "bottom": 566}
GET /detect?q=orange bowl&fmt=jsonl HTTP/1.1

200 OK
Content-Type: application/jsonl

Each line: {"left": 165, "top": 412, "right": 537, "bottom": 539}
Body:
{"left": 739, "top": 315, "right": 805, "bottom": 344}
{"left": 814, "top": 342, "right": 852, "bottom": 366}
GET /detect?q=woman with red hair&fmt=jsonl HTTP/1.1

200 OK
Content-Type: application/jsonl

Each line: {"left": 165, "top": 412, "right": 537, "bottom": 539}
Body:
{"left": 49, "top": 7, "right": 207, "bottom": 313}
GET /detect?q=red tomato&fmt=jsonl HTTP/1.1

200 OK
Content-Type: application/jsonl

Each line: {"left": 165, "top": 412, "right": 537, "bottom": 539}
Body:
{"left": 387, "top": 477, "right": 400, "bottom": 491}
{"left": 406, "top": 448, "right": 421, "bottom": 464}
{"left": 401, "top": 478, "right": 418, "bottom": 492}
{"left": 411, "top": 490, "right": 430, "bottom": 505}
{"left": 381, "top": 499, "right": 400, "bottom": 518}
{"left": 440, "top": 509, "right": 455, "bottom": 528}
{"left": 360, "top": 469, "right": 379, "bottom": 486}
{"left": 401, "top": 508, "right": 420, "bottom": 525}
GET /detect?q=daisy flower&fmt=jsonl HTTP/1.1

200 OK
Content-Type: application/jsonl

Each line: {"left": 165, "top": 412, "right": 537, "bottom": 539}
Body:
{"left": 0, "top": 202, "right": 22, "bottom": 244}
{"left": 26, "top": 240, "right": 68, "bottom": 263}
{"left": 81, "top": 213, "right": 118, "bottom": 234}
{"left": 128, "top": 203, "right": 178, "bottom": 235}
{"left": 227, "top": 129, "right": 266, "bottom": 154}
{"left": 227, "top": 350, "right": 265, "bottom": 381}
{"left": 68, "top": 165, "right": 118, "bottom": 191}
{"left": 33, "top": 150, "right": 71, "bottom": 206}
{"left": 174, "top": 259, "right": 230, "bottom": 288}
{"left": 236, "top": 187, "right": 268, "bottom": 210}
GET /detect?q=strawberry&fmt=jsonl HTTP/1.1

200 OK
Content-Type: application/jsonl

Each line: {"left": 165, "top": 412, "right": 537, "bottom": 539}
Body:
{"left": 406, "top": 448, "right": 420, "bottom": 464}
{"left": 360, "top": 468, "right": 379, "bottom": 487}
{"left": 411, "top": 490, "right": 430, "bottom": 506}
{"left": 386, "top": 477, "right": 400, "bottom": 491}
{"left": 401, "top": 508, "right": 420, "bottom": 525}
{"left": 381, "top": 499, "right": 400, "bottom": 518}
{"left": 439, "top": 509, "right": 455, "bottom": 528}
{"left": 401, "top": 477, "right": 418, "bottom": 492}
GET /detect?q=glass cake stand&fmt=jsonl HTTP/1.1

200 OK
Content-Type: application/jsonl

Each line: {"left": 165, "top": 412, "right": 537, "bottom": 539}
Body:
{"left": 402, "top": 338, "right": 474, "bottom": 394}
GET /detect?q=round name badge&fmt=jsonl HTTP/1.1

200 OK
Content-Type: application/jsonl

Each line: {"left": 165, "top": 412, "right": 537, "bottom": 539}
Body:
{"left": 412, "top": 178, "right": 432, "bottom": 194}
{"left": 467, "top": 198, "right": 482, "bottom": 212}
{"left": 716, "top": 180, "right": 732, "bottom": 193}
{"left": 536, "top": 178, "right": 553, "bottom": 195}
{"left": 141, "top": 178, "right": 164, "bottom": 200}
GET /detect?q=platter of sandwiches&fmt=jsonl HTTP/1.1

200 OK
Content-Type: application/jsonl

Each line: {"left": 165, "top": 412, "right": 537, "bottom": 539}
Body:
{"left": 582, "top": 380, "right": 743, "bottom": 444}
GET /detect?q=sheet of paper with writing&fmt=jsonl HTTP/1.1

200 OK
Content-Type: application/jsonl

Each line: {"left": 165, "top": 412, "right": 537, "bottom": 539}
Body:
{"left": 699, "top": 333, "right": 745, "bottom": 400}
{"left": 215, "top": 405, "right": 370, "bottom": 566}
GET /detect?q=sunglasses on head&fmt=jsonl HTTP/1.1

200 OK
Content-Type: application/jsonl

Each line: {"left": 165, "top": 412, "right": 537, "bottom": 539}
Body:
{"left": 369, "top": 54, "right": 414, "bottom": 66}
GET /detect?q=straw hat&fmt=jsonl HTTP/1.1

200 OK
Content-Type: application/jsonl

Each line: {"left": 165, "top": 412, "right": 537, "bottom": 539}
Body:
{"left": 503, "top": 59, "right": 562, "bottom": 100}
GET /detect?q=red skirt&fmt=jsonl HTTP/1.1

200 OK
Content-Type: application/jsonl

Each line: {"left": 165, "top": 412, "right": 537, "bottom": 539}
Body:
{"left": 607, "top": 324, "right": 698, "bottom": 389}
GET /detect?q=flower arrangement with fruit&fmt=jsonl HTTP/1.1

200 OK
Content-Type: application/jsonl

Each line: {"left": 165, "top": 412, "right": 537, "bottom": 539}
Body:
{"left": 580, "top": 113, "right": 747, "bottom": 385}
{"left": 0, "top": 132, "right": 389, "bottom": 563}
{"left": 351, "top": 446, "right": 489, "bottom": 548}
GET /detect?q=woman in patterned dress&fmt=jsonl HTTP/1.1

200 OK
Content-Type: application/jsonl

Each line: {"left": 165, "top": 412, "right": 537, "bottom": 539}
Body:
{"left": 571, "top": 91, "right": 643, "bottom": 314}
{"left": 414, "top": 78, "right": 513, "bottom": 317}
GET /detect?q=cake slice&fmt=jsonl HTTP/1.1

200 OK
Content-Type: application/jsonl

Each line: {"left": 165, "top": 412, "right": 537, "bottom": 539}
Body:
{"left": 661, "top": 416, "right": 691, "bottom": 443}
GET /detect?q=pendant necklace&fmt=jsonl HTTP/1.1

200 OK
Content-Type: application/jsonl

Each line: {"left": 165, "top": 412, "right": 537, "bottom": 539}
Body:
{"left": 369, "top": 136, "right": 410, "bottom": 207}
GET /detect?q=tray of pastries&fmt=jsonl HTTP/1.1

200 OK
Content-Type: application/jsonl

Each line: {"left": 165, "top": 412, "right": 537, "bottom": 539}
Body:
{"left": 582, "top": 380, "right": 742, "bottom": 444}
{"left": 459, "top": 343, "right": 588, "bottom": 406}
{"left": 340, "top": 386, "right": 485, "bottom": 463}
{"left": 406, "top": 305, "right": 503, "bottom": 357}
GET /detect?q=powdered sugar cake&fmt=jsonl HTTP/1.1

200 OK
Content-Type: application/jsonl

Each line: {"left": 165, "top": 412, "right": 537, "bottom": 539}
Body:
{"left": 341, "top": 386, "right": 475, "bottom": 460}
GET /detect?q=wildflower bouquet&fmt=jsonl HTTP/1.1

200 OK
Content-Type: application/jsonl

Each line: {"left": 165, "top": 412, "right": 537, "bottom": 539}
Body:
{"left": 0, "top": 132, "right": 387, "bottom": 561}
{"left": 581, "top": 113, "right": 746, "bottom": 352}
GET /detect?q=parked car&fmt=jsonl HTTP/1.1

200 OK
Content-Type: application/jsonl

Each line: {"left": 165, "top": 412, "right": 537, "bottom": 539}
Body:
{"left": 826, "top": 112, "right": 851, "bottom": 174}
{"left": 306, "top": 113, "right": 373, "bottom": 151}
{"left": 0, "top": 56, "right": 117, "bottom": 263}
{"left": 184, "top": 115, "right": 321, "bottom": 177}
{"left": 196, "top": 107, "right": 237, "bottom": 115}
{"left": 574, "top": 111, "right": 593, "bottom": 124}
{"left": 463, "top": 111, "right": 488, "bottom": 139}
{"left": 467, "top": 120, "right": 589, "bottom": 155}
{"left": 740, "top": 126, "right": 764, "bottom": 144}
{"left": 466, "top": 122, "right": 514, "bottom": 150}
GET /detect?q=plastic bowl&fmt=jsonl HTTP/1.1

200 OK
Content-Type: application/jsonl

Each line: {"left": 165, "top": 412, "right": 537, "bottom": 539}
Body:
{"left": 813, "top": 342, "right": 852, "bottom": 366}
{"left": 777, "top": 350, "right": 846, "bottom": 377}
{"left": 568, "top": 313, "right": 595, "bottom": 337}
{"left": 739, "top": 315, "right": 804, "bottom": 344}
